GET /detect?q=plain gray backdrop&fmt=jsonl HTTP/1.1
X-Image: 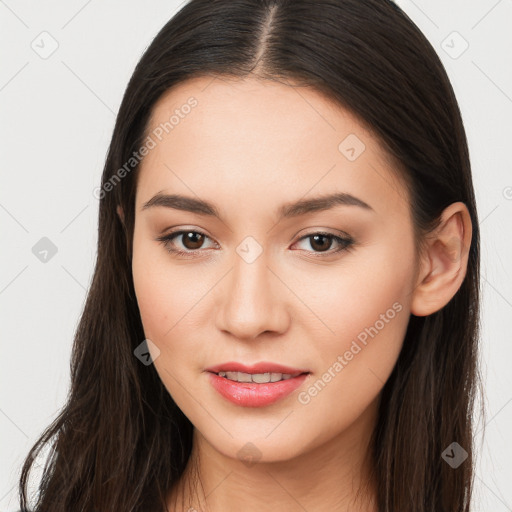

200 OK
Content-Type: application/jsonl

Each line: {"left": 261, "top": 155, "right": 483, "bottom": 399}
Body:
{"left": 1, "top": 0, "right": 511, "bottom": 510}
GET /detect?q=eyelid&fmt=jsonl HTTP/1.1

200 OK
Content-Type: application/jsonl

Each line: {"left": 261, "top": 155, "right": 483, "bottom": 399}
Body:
{"left": 292, "top": 231, "right": 354, "bottom": 257}
{"left": 294, "top": 227, "right": 352, "bottom": 243}
{"left": 155, "top": 228, "right": 217, "bottom": 254}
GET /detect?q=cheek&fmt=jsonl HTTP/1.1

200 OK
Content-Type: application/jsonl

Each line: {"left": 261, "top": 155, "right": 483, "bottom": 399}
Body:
{"left": 131, "top": 233, "right": 187, "bottom": 352}
{"left": 299, "top": 236, "right": 414, "bottom": 401}
{"left": 294, "top": 268, "right": 411, "bottom": 446}
{"left": 297, "top": 241, "right": 414, "bottom": 346}
{"left": 131, "top": 236, "right": 213, "bottom": 382}
{"left": 132, "top": 261, "right": 170, "bottom": 341}
{"left": 131, "top": 247, "right": 197, "bottom": 404}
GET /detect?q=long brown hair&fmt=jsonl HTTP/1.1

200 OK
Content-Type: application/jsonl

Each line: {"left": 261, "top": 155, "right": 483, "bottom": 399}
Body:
{"left": 18, "top": 1, "right": 483, "bottom": 510}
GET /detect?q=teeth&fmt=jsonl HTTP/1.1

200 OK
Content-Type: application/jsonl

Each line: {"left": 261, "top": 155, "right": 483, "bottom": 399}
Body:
{"left": 217, "top": 371, "right": 298, "bottom": 383}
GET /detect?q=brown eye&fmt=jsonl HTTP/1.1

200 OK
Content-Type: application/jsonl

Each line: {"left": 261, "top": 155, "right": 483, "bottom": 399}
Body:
{"left": 181, "top": 231, "right": 205, "bottom": 250}
{"left": 309, "top": 234, "right": 334, "bottom": 252}
{"left": 156, "top": 229, "right": 216, "bottom": 256}
{"left": 293, "top": 231, "right": 354, "bottom": 257}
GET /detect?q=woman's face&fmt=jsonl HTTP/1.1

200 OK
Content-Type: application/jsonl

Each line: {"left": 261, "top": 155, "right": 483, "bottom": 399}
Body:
{"left": 131, "top": 76, "right": 417, "bottom": 462}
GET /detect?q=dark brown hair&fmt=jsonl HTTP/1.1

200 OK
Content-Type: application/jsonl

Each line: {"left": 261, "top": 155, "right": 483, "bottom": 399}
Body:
{"left": 18, "top": 0, "right": 482, "bottom": 510}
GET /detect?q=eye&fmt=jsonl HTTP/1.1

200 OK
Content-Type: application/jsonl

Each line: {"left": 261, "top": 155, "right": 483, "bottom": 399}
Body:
{"left": 156, "top": 229, "right": 354, "bottom": 259}
{"left": 292, "top": 231, "right": 354, "bottom": 258}
{"left": 156, "top": 229, "right": 217, "bottom": 258}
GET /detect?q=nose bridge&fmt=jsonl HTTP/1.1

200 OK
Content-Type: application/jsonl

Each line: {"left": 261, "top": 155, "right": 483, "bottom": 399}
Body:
{"left": 217, "top": 243, "right": 287, "bottom": 339}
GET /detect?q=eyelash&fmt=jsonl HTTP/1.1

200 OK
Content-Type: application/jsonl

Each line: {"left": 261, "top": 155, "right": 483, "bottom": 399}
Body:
{"left": 155, "top": 229, "right": 354, "bottom": 259}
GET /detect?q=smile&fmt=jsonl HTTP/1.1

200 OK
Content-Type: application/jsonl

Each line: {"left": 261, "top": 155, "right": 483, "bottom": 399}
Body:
{"left": 216, "top": 371, "right": 301, "bottom": 383}
{"left": 207, "top": 371, "right": 310, "bottom": 407}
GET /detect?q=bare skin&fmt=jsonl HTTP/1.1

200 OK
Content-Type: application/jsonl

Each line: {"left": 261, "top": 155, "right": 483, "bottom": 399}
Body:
{"left": 118, "top": 75, "right": 472, "bottom": 511}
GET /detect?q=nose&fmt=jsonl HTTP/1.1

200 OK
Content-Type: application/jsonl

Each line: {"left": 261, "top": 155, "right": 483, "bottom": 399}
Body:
{"left": 215, "top": 250, "right": 290, "bottom": 341}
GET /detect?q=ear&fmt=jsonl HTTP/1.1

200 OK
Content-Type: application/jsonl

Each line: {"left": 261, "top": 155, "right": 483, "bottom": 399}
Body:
{"left": 117, "top": 205, "right": 125, "bottom": 226}
{"left": 411, "top": 202, "right": 472, "bottom": 316}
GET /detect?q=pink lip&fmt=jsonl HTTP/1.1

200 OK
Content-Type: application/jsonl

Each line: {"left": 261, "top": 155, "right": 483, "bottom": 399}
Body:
{"left": 207, "top": 372, "right": 309, "bottom": 407}
{"left": 204, "top": 361, "right": 311, "bottom": 408}
{"left": 204, "top": 361, "right": 310, "bottom": 375}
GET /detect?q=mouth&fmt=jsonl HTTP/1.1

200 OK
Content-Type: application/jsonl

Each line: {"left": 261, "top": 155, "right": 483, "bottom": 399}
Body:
{"left": 211, "top": 370, "right": 308, "bottom": 383}
{"left": 204, "top": 362, "right": 311, "bottom": 407}
{"left": 205, "top": 361, "right": 311, "bottom": 382}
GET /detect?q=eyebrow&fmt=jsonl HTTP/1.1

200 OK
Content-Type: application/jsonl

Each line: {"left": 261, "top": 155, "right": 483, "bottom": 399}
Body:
{"left": 141, "top": 191, "right": 374, "bottom": 219}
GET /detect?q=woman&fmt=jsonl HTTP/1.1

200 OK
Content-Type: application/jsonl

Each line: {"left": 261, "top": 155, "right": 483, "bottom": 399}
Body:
{"left": 18, "top": 0, "right": 482, "bottom": 510}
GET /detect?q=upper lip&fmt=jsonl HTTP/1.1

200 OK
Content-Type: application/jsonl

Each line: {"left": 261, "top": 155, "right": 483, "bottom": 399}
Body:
{"left": 205, "top": 361, "right": 310, "bottom": 375}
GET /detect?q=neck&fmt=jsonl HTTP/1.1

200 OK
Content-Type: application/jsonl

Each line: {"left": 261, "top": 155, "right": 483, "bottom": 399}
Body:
{"left": 167, "top": 398, "right": 379, "bottom": 512}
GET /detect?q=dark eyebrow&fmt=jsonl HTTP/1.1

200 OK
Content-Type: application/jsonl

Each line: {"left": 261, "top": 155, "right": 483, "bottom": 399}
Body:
{"left": 278, "top": 192, "right": 373, "bottom": 217}
{"left": 141, "top": 191, "right": 373, "bottom": 219}
{"left": 142, "top": 193, "right": 222, "bottom": 217}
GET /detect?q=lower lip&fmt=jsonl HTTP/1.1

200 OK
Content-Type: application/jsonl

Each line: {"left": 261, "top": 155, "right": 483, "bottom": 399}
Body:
{"left": 207, "top": 372, "right": 309, "bottom": 407}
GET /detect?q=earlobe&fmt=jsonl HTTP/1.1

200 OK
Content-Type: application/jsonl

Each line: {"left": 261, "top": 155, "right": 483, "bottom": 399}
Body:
{"left": 411, "top": 202, "right": 472, "bottom": 316}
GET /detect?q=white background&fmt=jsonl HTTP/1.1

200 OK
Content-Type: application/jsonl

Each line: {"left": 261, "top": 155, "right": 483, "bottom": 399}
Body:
{"left": 1, "top": 0, "right": 511, "bottom": 510}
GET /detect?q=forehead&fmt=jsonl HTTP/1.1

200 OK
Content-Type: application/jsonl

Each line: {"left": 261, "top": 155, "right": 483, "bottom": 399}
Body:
{"left": 136, "top": 76, "right": 410, "bottom": 219}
